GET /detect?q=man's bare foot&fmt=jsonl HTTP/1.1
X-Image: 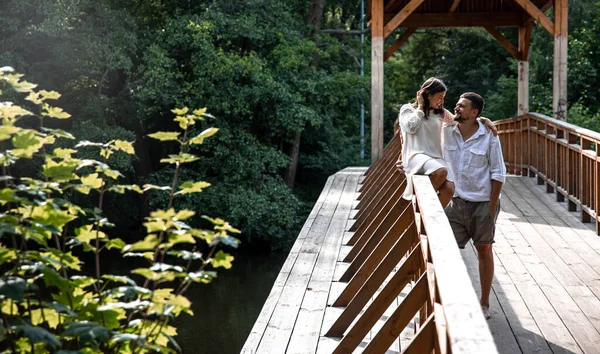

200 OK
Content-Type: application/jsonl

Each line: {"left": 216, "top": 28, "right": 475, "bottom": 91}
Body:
{"left": 481, "top": 306, "right": 491, "bottom": 320}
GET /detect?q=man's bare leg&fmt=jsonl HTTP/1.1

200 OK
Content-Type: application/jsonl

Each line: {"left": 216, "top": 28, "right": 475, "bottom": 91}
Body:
{"left": 475, "top": 244, "right": 494, "bottom": 319}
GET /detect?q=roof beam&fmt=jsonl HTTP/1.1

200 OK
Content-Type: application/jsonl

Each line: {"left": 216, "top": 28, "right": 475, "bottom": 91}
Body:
{"left": 383, "top": 0, "right": 425, "bottom": 38}
{"left": 513, "top": 0, "right": 554, "bottom": 35}
{"left": 519, "top": 23, "right": 534, "bottom": 61}
{"left": 450, "top": 0, "right": 461, "bottom": 12}
{"left": 524, "top": 0, "right": 553, "bottom": 26}
{"left": 384, "top": 12, "right": 522, "bottom": 28}
{"left": 484, "top": 27, "right": 520, "bottom": 60}
{"left": 384, "top": 28, "right": 417, "bottom": 61}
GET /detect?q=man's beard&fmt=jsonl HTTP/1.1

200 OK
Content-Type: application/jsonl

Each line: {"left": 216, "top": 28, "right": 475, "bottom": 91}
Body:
{"left": 454, "top": 113, "right": 464, "bottom": 122}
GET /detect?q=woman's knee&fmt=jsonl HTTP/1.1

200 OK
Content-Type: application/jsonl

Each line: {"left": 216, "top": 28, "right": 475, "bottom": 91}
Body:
{"left": 429, "top": 168, "right": 448, "bottom": 186}
{"left": 431, "top": 168, "right": 448, "bottom": 179}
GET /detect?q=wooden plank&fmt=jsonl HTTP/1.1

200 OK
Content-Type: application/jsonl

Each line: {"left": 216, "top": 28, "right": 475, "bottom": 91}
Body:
{"left": 449, "top": 0, "right": 461, "bottom": 12}
{"left": 513, "top": 0, "right": 555, "bottom": 36}
{"left": 495, "top": 183, "right": 600, "bottom": 353}
{"left": 490, "top": 233, "right": 552, "bottom": 353}
{"left": 328, "top": 240, "right": 420, "bottom": 336}
{"left": 384, "top": 27, "right": 416, "bottom": 61}
{"left": 412, "top": 176, "right": 498, "bottom": 353}
{"left": 384, "top": 12, "right": 523, "bottom": 28}
{"left": 461, "top": 243, "right": 522, "bottom": 354}
{"left": 484, "top": 27, "right": 520, "bottom": 60}
{"left": 492, "top": 226, "right": 581, "bottom": 354}
{"left": 241, "top": 175, "right": 337, "bottom": 353}
{"left": 383, "top": 0, "right": 425, "bottom": 38}
{"left": 255, "top": 175, "right": 348, "bottom": 353}
{"left": 402, "top": 313, "right": 435, "bottom": 354}
{"left": 341, "top": 199, "right": 412, "bottom": 279}
{"left": 371, "top": 0, "right": 384, "bottom": 162}
{"left": 362, "top": 273, "right": 428, "bottom": 354}
{"left": 287, "top": 174, "right": 360, "bottom": 353}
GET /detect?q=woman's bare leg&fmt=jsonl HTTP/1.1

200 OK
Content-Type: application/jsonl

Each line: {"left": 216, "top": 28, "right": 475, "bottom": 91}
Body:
{"left": 439, "top": 180, "right": 454, "bottom": 208}
{"left": 429, "top": 168, "right": 454, "bottom": 208}
{"left": 429, "top": 168, "right": 448, "bottom": 190}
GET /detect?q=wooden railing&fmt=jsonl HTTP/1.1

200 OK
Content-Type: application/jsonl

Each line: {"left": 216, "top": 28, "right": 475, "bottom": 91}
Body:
{"left": 496, "top": 113, "right": 600, "bottom": 234}
{"left": 325, "top": 134, "right": 497, "bottom": 353}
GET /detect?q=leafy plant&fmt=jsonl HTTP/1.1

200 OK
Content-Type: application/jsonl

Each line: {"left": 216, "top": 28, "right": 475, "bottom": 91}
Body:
{"left": 0, "top": 67, "right": 239, "bottom": 353}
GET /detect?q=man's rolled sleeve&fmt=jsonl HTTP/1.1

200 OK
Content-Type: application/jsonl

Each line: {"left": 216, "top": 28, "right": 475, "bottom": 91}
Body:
{"left": 489, "top": 136, "right": 506, "bottom": 183}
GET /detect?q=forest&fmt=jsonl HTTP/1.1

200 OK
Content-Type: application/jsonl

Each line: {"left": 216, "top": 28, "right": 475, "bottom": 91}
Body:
{"left": 0, "top": 0, "right": 599, "bottom": 352}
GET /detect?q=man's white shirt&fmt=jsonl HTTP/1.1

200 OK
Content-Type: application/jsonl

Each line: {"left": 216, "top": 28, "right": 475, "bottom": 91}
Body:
{"left": 442, "top": 121, "right": 506, "bottom": 202}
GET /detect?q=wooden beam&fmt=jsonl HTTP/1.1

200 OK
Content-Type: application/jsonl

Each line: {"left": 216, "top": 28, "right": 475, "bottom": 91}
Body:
{"left": 513, "top": 0, "right": 555, "bottom": 36}
{"left": 362, "top": 273, "right": 428, "bottom": 353}
{"left": 449, "top": 0, "right": 461, "bottom": 12}
{"left": 383, "top": 0, "right": 425, "bottom": 38}
{"left": 484, "top": 27, "right": 520, "bottom": 60}
{"left": 371, "top": 0, "right": 384, "bottom": 161}
{"left": 518, "top": 61, "right": 529, "bottom": 116}
{"left": 402, "top": 313, "right": 435, "bottom": 354}
{"left": 384, "top": 12, "right": 522, "bottom": 28}
{"left": 519, "top": 23, "right": 533, "bottom": 61}
{"left": 384, "top": 27, "right": 416, "bottom": 61}
{"left": 553, "top": 0, "right": 568, "bottom": 121}
{"left": 524, "top": 0, "right": 553, "bottom": 26}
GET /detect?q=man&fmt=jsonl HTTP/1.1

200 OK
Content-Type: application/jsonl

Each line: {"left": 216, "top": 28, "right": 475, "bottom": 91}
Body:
{"left": 443, "top": 92, "right": 506, "bottom": 320}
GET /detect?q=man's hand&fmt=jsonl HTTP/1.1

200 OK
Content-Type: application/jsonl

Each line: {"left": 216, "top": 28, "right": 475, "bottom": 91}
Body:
{"left": 489, "top": 201, "right": 497, "bottom": 218}
{"left": 479, "top": 117, "right": 498, "bottom": 136}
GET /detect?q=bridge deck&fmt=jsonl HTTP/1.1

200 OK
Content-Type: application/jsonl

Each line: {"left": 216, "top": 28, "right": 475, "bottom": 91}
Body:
{"left": 242, "top": 168, "right": 600, "bottom": 354}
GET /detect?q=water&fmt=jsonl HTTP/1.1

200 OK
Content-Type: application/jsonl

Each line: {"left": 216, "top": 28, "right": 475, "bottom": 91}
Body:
{"left": 175, "top": 250, "right": 287, "bottom": 354}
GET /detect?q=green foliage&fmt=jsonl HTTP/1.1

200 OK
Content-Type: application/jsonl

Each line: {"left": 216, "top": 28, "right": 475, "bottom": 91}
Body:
{"left": 0, "top": 71, "right": 238, "bottom": 352}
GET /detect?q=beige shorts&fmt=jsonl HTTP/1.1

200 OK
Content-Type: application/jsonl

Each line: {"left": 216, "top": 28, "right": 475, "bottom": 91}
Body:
{"left": 444, "top": 197, "right": 500, "bottom": 248}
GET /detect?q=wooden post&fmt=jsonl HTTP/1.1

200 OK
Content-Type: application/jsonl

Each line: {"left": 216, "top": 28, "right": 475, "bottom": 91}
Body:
{"left": 553, "top": 0, "right": 568, "bottom": 121}
{"left": 371, "top": 0, "right": 384, "bottom": 162}
{"left": 518, "top": 61, "right": 529, "bottom": 116}
{"left": 518, "top": 24, "right": 531, "bottom": 116}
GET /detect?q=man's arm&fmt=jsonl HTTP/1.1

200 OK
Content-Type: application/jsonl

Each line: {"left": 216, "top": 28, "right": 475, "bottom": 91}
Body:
{"left": 489, "top": 180, "right": 503, "bottom": 217}
{"left": 488, "top": 135, "right": 506, "bottom": 217}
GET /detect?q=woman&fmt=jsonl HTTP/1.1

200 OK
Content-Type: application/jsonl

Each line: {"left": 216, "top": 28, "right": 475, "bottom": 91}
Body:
{"left": 398, "top": 77, "right": 455, "bottom": 206}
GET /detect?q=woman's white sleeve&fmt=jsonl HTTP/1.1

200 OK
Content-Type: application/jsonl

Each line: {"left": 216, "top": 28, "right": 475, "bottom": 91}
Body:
{"left": 398, "top": 105, "right": 424, "bottom": 134}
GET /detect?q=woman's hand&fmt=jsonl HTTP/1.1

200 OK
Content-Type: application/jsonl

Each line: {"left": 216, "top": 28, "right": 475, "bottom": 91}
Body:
{"left": 416, "top": 90, "right": 425, "bottom": 110}
{"left": 479, "top": 117, "right": 498, "bottom": 136}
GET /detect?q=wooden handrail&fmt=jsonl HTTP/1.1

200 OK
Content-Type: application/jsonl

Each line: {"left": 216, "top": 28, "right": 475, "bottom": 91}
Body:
{"left": 326, "top": 135, "right": 497, "bottom": 353}
{"left": 495, "top": 113, "right": 600, "bottom": 234}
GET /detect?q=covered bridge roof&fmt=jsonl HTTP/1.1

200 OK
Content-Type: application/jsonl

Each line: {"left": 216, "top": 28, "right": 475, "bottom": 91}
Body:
{"left": 369, "top": 0, "right": 553, "bottom": 29}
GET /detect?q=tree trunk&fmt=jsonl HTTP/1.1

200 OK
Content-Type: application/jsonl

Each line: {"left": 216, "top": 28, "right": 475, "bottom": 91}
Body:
{"left": 284, "top": 130, "right": 302, "bottom": 189}
{"left": 283, "top": 0, "right": 326, "bottom": 189}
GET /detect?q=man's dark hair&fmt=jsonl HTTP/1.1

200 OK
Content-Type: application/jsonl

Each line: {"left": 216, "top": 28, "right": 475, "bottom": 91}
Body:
{"left": 460, "top": 92, "right": 485, "bottom": 117}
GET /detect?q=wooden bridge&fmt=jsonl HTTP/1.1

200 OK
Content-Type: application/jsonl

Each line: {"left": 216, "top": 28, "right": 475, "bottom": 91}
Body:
{"left": 241, "top": 112, "right": 600, "bottom": 353}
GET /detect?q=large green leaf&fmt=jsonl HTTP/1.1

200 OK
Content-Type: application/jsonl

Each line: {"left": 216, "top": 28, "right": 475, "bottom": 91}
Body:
{"left": 0, "top": 277, "right": 27, "bottom": 301}
{"left": 210, "top": 250, "right": 234, "bottom": 269}
{"left": 188, "top": 127, "right": 219, "bottom": 145}
{"left": 147, "top": 131, "right": 180, "bottom": 141}
{"left": 159, "top": 153, "right": 199, "bottom": 164}
{"left": 14, "top": 324, "right": 60, "bottom": 349}
{"left": 174, "top": 181, "right": 211, "bottom": 195}
{"left": 63, "top": 321, "right": 110, "bottom": 347}
{"left": 124, "top": 234, "right": 159, "bottom": 252}
{"left": 11, "top": 130, "right": 44, "bottom": 158}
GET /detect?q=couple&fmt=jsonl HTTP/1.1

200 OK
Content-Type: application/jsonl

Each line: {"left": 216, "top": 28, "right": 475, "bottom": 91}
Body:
{"left": 396, "top": 77, "right": 506, "bottom": 320}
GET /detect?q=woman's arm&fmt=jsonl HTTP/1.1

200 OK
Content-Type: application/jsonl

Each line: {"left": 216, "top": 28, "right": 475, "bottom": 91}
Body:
{"left": 398, "top": 104, "right": 423, "bottom": 134}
